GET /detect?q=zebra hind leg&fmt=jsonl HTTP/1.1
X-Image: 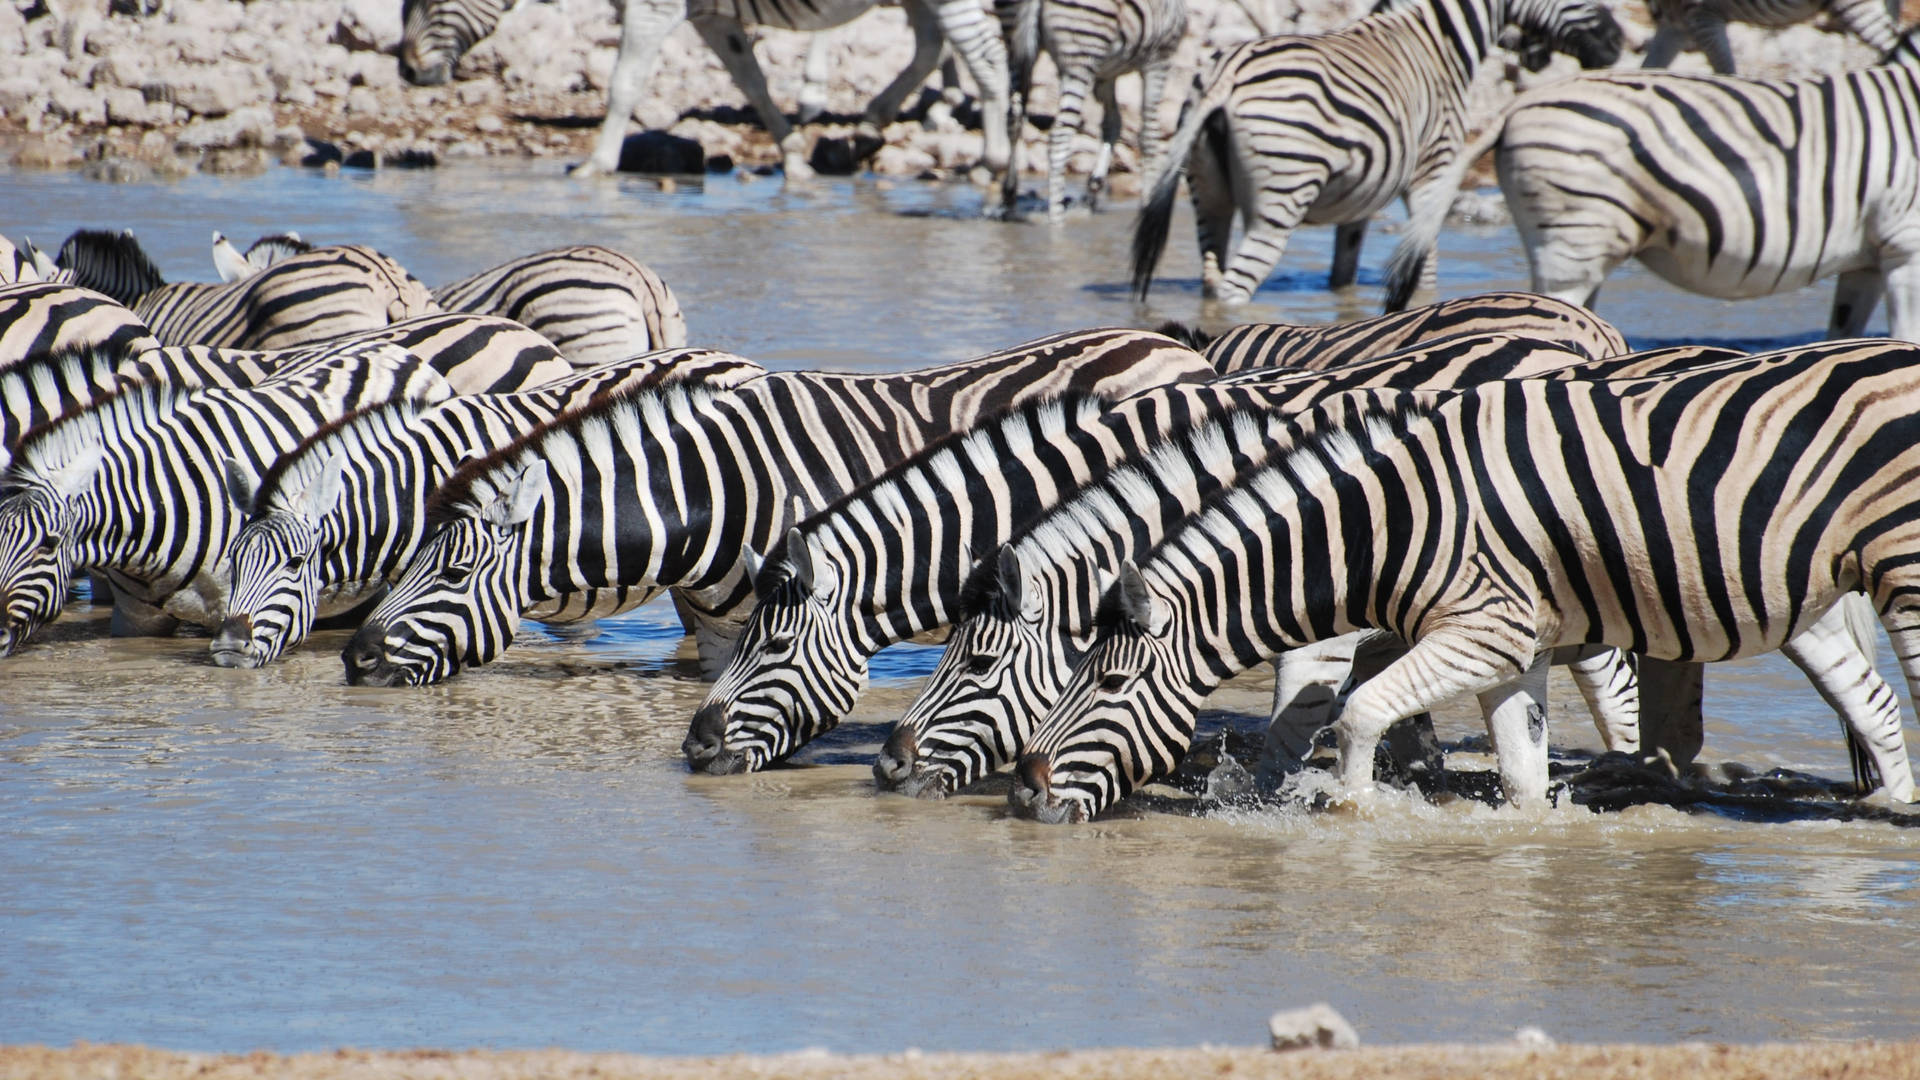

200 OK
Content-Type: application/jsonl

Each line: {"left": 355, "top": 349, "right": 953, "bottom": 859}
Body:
{"left": 1562, "top": 645, "right": 1640, "bottom": 753}
{"left": 864, "top": 0, "right": 947, "bottom": 146}
{"left": 1681, "top": 6, "right": 1738, "bottom": 73}
{"left": 1083, "top": 78, "right": 1122, "bottom": 214}
{"left": 577, "top": 0, "right": 684, "bottom": 176}
{"left": 1781, "top": 601, "right": 1914, "bottom": 801}
{"left": 690, "top": 15, "right": 812, "bottom": 179}
{"left": 1829, "top": 268, "right": 1886, "bottom": 338}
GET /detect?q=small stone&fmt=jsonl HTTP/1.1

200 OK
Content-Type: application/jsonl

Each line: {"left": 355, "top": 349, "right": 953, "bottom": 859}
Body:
{"left": 475, "top": 114, "right": 504, "bottom": 134}
{"left": 344, "top": 86, "right": 379, "bottom": 115}
{"left": 1268, "top": 1004, "right": 1360, "bottom": 1052}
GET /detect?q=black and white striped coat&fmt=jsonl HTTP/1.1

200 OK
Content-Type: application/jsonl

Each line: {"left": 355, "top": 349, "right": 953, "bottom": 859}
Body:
{"left": 337, "top": 328, "right": 1214, "bottom": 686}
{"left": 0, "top": 236, "right": 37, "bottom": 284}
{"left": 431, "top": 246, "right": 689, "bottom": 364}
{"left": 1011, "top": 340, "right": 1920, "bottom": 823}
{"left": 213, "top": 348, "right": 765, "bottom": 669}
{"left": 0, "top": 342, "right": 452, "bottom": 654}
{"left": 1384, "top": 30, "right": 1920, "bottom": 332}
{"left": 1642, "top": 0, "right": 1901, "bottom": 74}
{"left": 1130, "top": 0, "right": 1621, "bottom": 306}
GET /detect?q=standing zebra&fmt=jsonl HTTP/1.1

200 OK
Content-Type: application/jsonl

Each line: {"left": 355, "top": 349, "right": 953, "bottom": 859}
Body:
{"left": 1009, "top": 340, "right": 1920, "bottom": 824}
{"left": 54, "top": 230, "right": 441, "bottom": 350}
{"left": 1191, "top": 290, "right": 1628, "bottom": 373}
{"left": 998, "top": 0, "right": 1188, "bottom": 223}
{"left": 213, "top": 348, "right": 765, "bottom": 668}
{"left": 1383, "top": 28, "right": 1920, "bottom": 328}
{"left": 338, "top": 328, "right": 1215, "bottom": 686}
{"left": 398, "top": 0, "right": 1011, "bottom": 184}
{"left": 0, "top": 342, "right": 451, "bottom": 653}
{"left": 877, "top": 343, "right": 1758, "bottom": 799}
{"left": 1129, "top": 0, "right": 1621, "bottom": 305}
{"left": 431, "top": 246, "right": 689, "bottom": 363}
{"left": 685, "top": 336, "right": 1743, "bottom": 776}
{"left": 1642, "top": 0, "right": 1901, "bottom": 74}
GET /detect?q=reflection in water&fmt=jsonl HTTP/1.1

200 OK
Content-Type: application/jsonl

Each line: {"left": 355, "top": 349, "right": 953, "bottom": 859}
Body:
{"left": 0, "top": 165, "right": 1915, "bottom": 1054}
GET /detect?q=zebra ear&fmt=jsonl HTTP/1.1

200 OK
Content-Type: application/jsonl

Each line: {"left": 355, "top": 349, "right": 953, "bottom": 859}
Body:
{"left": 211, "top": 230, "right": 251, "bottom": 283}
{"left": 26, "top": 239, "right": 56, "bottom": 279}
{"left": 742, "top": 544, "right": 766, "bottom": 590}
{"left": 995, "top": 546, "right": 1040, "bottom": 619}
{"left": 299, "top": 453, "right": 349, "bottom": 518}
{"left": 785, "top": 527, "right": 831, "bottom": 597}
{"left": 48, "top": 443, "right": 106, "bottom": 500}
{"left": 1116, "top": 561, "right": 1168, "bottom": 636}
{"left": 482, "top": 460, "right": 550, "bottom": 530}
{"left": 223, "top": 456, "right": 258, "bottom": 514}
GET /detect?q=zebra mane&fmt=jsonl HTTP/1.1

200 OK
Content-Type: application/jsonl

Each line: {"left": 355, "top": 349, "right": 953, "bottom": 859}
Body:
{"left": 423, "top": 379, "right": 714, "bottom": 529}
{"left": 4, "top": 370, "right": 194, "bottom": 493}
{"left": 250, "top": 396, "right": 436, "bottom": 516}
{"left": 246, "top": 232, "right": 311, "bottom": 268}
{"left": 55, "top": 228, "right": 165, "bottom": 304}
{"left": 1152, "top": 320, "right": 1215, "bottom": 350}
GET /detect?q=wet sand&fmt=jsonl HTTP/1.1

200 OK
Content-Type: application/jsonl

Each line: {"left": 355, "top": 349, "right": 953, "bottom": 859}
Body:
{"left": 7, "top": 1041, "right": 1920, "bottom": 1079}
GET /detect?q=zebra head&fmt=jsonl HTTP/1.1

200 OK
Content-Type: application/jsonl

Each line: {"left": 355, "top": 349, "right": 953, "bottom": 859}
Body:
{"left": 341, "top": 460, "right": 547, "bottom": 686}
{"left": 399, "top": 0, "right": 510, "bottom": 86}
{"left": 1009, "top": 561, "right": 1206, "bottom": 824}
{"left": 1500, "top": 0, "right": 1622, "bottom": 69}
{"left": 683, "top": 529, "right": 866, "bottom": 775}
{"left": 0, "top": 445, "right": 106, "bottom": 657}
{"left": 213, "top": 454, "right": 346, "bottom": 669}
{"left": 879, "top": 547, "right": 1072, "bottom": 799}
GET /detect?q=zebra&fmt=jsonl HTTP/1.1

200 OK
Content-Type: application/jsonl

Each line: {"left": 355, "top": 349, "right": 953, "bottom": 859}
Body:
{"left": 431, "top": 246, "right": 689, "bottom": 364}
{"left": 337, "top": 328, "right": 1215, "bottom": 686}
{"left": 54, "top": 230, "right": 441, "bottom": 350}
{"left": 1008, "top": 339, "right": 1920, "bottom": 824}
{"left": 1191, "top": 291, "right": 1628, "bottom": 373}
{"left": 298, "top": 312, "right": 577, "bottom": 394}
{"left": 0, "top": 340, "right": 452, "bottom": 654}
{"left": 1642, "top": 0, "right": 1902, "bottom": 75}
{"left": 685, "top": 334, "right": 1739, "bottom": 776}
{"left": 397, "top": 0, "right": 1012, "bottom": 185}
{"left": 998, "top": 0, "right": 1188, "bottom": 223}
{"left": 1382, "top": 27, "right": 1920, "bottom": 329}
{"left": 1128, "top": 0, "right": 1622, "bottom": 306}
{"left": 0, "top": 236, "right": 37, "bottom": 284}
{"left": 212, "top": 348, "right": 766, "bottom": 669}
{"left": 2, "top": 282, "right": 160, "bottom": 373}
{"left": 211, "top": 231, "right": 309, "bottom": 282}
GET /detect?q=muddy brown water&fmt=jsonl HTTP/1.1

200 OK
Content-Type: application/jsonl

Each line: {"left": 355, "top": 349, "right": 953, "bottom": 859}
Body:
{"left": 1, "top": 163, "right": 1916, "bottom": 1055}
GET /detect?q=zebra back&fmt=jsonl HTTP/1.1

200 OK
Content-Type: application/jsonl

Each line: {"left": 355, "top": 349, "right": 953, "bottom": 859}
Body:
{"left": 277, "top": 312, "right": 575, "bottom": 394}
{"left": 432, "top": 246, "right": 689, "bottom": 365}
{"left": 1, "top": 282, "right": 160, "bottom": 371}
{"left": 133, "top": 245, "right": 440, "bottom": 351}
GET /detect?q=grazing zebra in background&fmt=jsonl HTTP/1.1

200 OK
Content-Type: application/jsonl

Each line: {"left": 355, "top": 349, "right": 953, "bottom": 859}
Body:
{"left": 338, "top": 328, "right": 1215, "bottom": 686}
{"left": 1383, "top": 28, "right": 1920, "bottom": 327}
{"left": 1642, "top": 0, "right": 1901, "bottom": 74}
{"left": 0, "top": 342, "right": 451, "bottom": 654}
{"left": 53, "top": 230, "right": 441, "bottom": 350}
{"left": 878, "top": 342, "right": 1757, "bottom": 798}
{"left": 431, "top": 246, "right": 689, "bottom": 363}
{"left": 687, "top": 333, "right": 1734, "bottom": 777}
{"left": 1008, "top": 340, "right": 1920, "bottom": 824}
{"left": 1130, "top": 0, "right": 1622, "bottom": 305}
{"left": 213, "top": 348, "right": 765, "bottom": 668}
{"left": 1188, "top": 290, "right": 1628, "bottom": 373}
{"left": 998, "top": 0, "right": 1188, "bottom": 223}
{"left": 397, "top": 0, "right": 1012, "bottom": 185}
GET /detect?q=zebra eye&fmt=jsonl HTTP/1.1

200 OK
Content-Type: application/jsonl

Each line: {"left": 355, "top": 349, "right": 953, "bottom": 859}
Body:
{"left": 1098, "top": 672, "right": 1129, "bottom": 693}
{"left": 36, "top": 535, "right": 59, "bottom": 554}
{"left": 442, "top": 562, "right": 474, "bottom": 586}
{"left": 284, "top": 555, "right": 306, "bottom": 572}
{"left": 966, "top": 653, "right": 995, "bottom": 676}
{"left": 766, "top": 634, "right": 793, "bottom": 654}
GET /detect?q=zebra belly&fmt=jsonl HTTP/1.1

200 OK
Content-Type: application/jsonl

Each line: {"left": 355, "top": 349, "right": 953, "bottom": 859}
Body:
{"left": 1633, "top": 242, "right": 1869, "bottom": 300}
{"left": 702, "top": 0, "right": 877, "bottom": 32}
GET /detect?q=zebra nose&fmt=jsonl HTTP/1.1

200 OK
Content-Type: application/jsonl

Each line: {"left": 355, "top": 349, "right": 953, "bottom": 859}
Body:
{"left": 1009, "top": 752, "right": 1054, "bottom": 814}
{"left": 341, "top": 620, "right": 389, "bottom": 683}
{"left": 209, "top": 614, "right": 256, "bottom": 667}
{"left": 873, "top": 726, "right": 918, "bottom": 788}
{"left": 682, "top": 704, "right": 728, "bottom": 771}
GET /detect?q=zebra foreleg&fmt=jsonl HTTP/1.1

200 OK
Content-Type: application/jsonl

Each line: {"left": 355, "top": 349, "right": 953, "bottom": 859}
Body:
{"left": 862, "top": 0, "right": 947, "bottom": 145}
{"left": 932, "top": 0, "right": 1012, "bottom": 180}
{"left": 1636, "top": 657, "right": 1704, "bottom": 774}
{"left": 1136, "top": 59, "right": 1173, "bottom": 196}
{"left": 1083, "top": 78, "right": 1123, "bottom": 215}
{"left": 110, "top": 592, "right": 180, "bottom": 638}
{"left": 1780, "top": 601, "right": 1915, "bottom": 802}
{"left": 1680, "top": 5, "right": 1738, "bottom": 74}
{"left": 1187, "top": 122, "right": 1238, "bottom": 298}
{"left": 798, "top": 32, "right": 835, "bottom": 125}
{"left": 1474, "top": 652, "right": 1554, "bottom": 806}
{"left": 1045, "top": 66, "right": 1097, "bottom": 222}
{"left": 1639, "top": 21, "right": 1686, "bottom": 68}
{"left": 1329, "top": 221, "right": 1367, "bottom": 290}
{"left": 1261, "top": 633, "right": 1366, "bottom": 777}
{"left": 691, "top": 16, "right": 812, "bottom": 179}
{"left": 1881, "top": 257, "right": 1920, "bottom": 345}
{"left": 576, "top": 0, "right": 683, "bottom": 177}
{"left": 1829, "top": 268, "right": 1886, "bottom": 338}
{"left": 1559, "top": 645, "right": 1640, "bottom": 752}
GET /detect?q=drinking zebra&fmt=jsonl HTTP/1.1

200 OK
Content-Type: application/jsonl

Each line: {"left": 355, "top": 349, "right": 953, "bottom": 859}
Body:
{"left": 397, "top": 0, "right": 1011, "bottom": 184}
{"left": 213, "top": 348, "right": 765, "bottom": 668}
{"left": 0, "top": 341, "right": 452, "bottom": 653}
{"left": 684, "top": 336, "right": 1739, "bottom": 776}
{"left": 999, "top": 0, "right": 1187, "bottom": 223}
{"left": 1642, "top": 0, "right": 1901, "bottom": 75}
{"left": 1009, "top": 340, "right": 1920, "bottom": 823}
{"left": 1383, "top": 28, "right": 1920, "bottom": 331}
{"left": 338, "top": 328, "right": 1214, "bottom": 686}
{"left": 1129, "top": 0, "right": 1622, "bottom": 305}
{"left": 54, "top": 230, "right": 440, "bottom": 350}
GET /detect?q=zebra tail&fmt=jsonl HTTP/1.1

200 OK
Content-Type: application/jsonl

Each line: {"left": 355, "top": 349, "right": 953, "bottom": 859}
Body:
{"left": 1381, "top": 114, "right": 1511, "bottom": 313}
{"left": 1838, "top": 593, "right": 1884, "bottom": 794}
{"left": 1005, "top": 0, "right": 1041, "bottom": 78}
{"left": 1130, "top": 79, "right": 1230, "bottom": 301}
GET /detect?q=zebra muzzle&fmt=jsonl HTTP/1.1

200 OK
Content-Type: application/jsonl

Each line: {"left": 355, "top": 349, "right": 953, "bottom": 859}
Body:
{"left": 1009, "top": 753, "right": 1088, "bottom": 824}
{"left": 682, "top": 704, "right": 748, "bottom": 775}
{"left": 872, "top": 726, "right": 918, "bottom": 789}
{"left": 210, "top": 613, "right": 259, "bottom": 668}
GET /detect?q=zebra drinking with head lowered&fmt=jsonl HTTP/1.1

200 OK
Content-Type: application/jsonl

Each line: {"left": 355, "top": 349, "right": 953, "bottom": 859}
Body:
{"left": 1129, "top": 0, "right": 1621, "bottom": 306}
{"left": 1009, "top": 340, "right": 1920, "bottom": 824}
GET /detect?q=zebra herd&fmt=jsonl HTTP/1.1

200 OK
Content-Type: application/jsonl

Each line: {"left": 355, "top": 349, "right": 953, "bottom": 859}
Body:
{"left": 4, "top": 219, "right": 1919, "bottom": 821}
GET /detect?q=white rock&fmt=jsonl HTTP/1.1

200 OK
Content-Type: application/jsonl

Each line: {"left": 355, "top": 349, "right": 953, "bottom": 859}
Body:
{"left": 1513, "top": 1026, "right": 1555, "bottom": 1048}
{"left": 344, "top": 85, "right": 379, "bottom": 115}
{"left": 333, "top": 0, "right": 399, "bottom": 53}
{"left": 1268, "top": 1004, "right": 1361, "bottom": 1052}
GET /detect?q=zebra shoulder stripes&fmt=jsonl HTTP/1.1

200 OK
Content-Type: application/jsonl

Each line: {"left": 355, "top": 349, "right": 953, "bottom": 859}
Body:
{"left": 1009, "top": 341, "right": 1920, "bottom": 823}
{"left": 0, "top": 341, "right": 450, "bottom": 654}
{"left": 684, "top": 331, "right": 1665, "bottom": 775}
{"left": 998, "top": 0, "right": 1188, "bottom": 223}
{"left": 1643, "top": 0, "right": 1901, "bottom": 75}
{"left": 432, "top": 245, "right": 689, "bottom": 364}
{"left": 1130, "top": 0, "right": 1621, "bottom": 306}
{"left": 213, "top": 348, "right": 766, "bottom": 669}
{"left": 337, "top": 328, "right": 1213, "bottom": 686}
{"left": 1383, "top": 27, "right": 1920, "bottom": 329}
{"left": 399, "top": 0, "right": 1011, "bottom": 185}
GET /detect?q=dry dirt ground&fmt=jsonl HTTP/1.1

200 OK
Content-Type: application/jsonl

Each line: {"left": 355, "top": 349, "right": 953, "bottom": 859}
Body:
{"left": 6, "top": 1041, "right": 1920, "bottom": 1080}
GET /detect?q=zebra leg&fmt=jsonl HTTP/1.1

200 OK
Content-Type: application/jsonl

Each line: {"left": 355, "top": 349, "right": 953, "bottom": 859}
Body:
{"left": 1829, "top": 268, "right": 1886, "bottom": 338}
{"left": 1216, "top": 181, "right": 1321, "bottom": 305}
{"left": 798, "top": 31, "right": 834, "bottom": 124}
{"left": 1047, "top": 65, "right": 1097, "bottom": 223}
{"left": 1188, "top": 123, "right": 1237, "bottom": 298}
{"left": 1882, "top": 257, "right": 1920, "bottom": 345}
{"left": 577, "top": 0, "right": 684, "bottom": 177}
{"left": 1474, "top": 652, "right": 1554, "bottom": 806}
{"left": 933, "top": 0, "right": 1012, "bottom": 178}
{"left": 863, "top": 0, "right": 947, "bottom": 139}
{"left": 1680, "top": 6, "right": 1737, "bottom": 74}
{"left": 1639, "top": 22, "right": 1685, "bottom": 68}
{"left": 1084, "top": 78, "right": 1122, "bottom": 214}
{"left": 110, "top": 593, "right": 180, "bottom": 638}
{"left": 690, "top": 15, "right": 811, "bottom": 180}
{"left": 1559, "top": 645, "right": 1640, "bottom": 753}
{"left": 1329, "top": 221, "right": 1367, "bottom": 290}
{"left": 1781, "top": 601, "right": 1915, "bottom": 802}
{"left": 1136, "top": 59, "right": 1172, "bottom": 193}
{"left": 1637, "top": 657, "right": 1704, "bottom": 774}
{"left": 1261, "top": 633, "right": 1365, "bottom": 776}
